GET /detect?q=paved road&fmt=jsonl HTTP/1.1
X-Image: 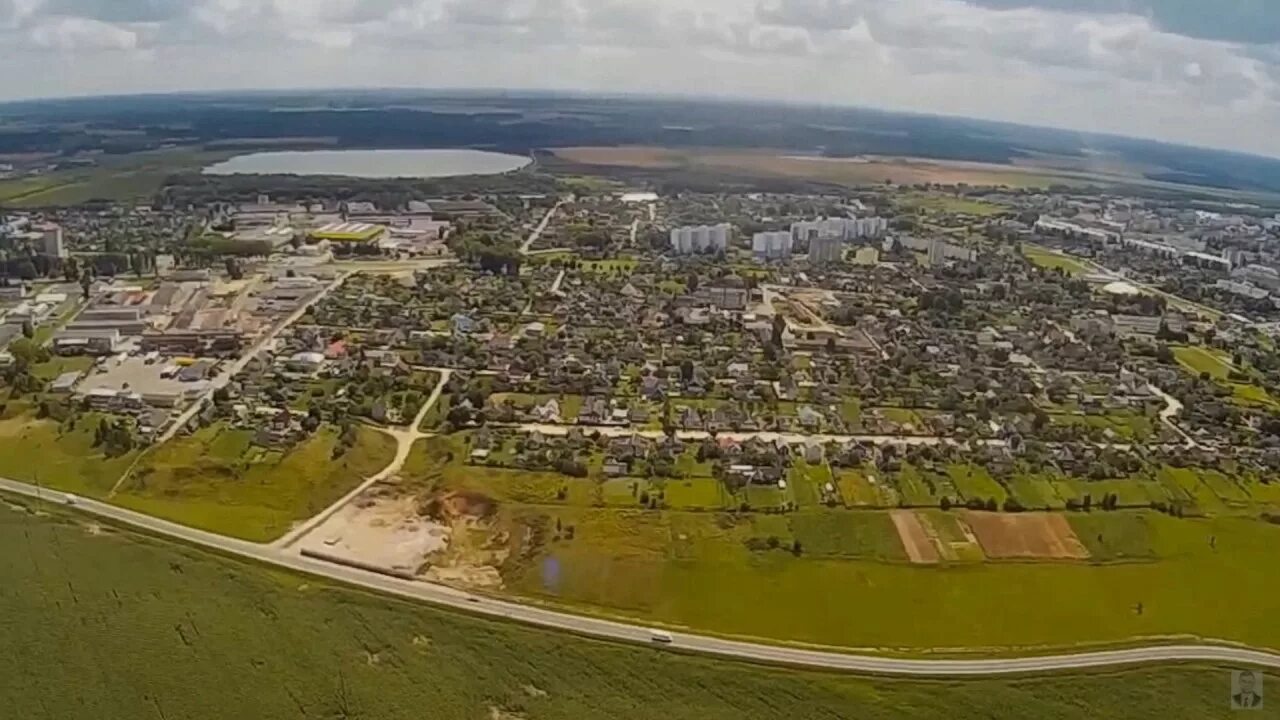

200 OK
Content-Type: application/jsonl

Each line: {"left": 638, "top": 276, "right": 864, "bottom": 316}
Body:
{"left": 155, "top": 272, "right": 350, "bottom": 445}
{"left": 3, "top": 476, "right": 1278, "bottom": 676}
{"left": 520, "top": 201, "right": 565, "bottom": 255}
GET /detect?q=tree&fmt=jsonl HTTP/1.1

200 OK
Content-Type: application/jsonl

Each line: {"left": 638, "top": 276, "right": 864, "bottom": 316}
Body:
{"left": 680, "top": 359, "right": 695, "bottom": 382}
{"left": 225, "top": 257, "right": 244, "bottom": 280}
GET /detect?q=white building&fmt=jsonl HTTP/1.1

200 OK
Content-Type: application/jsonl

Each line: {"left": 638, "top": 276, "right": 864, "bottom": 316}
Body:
{"left": 34, "top": 223, "right": 65, "bottom": 259}
{"left": 751, "top": 231, "right": 793, "bottom": 261}
{"left": 1036, "top": 216, "right": 1122, "bottom": 244}
{"left": 808, "top": 235, "right": 843, "bottom": 265}
{"left": 1234, "top": 264, "right": 1280, "bottom": 292}
{"left": 791, "top": 217, "right": 887, "bottom": 244}
{"left": 670, "top": 224, "right": 731, "bottom": 255}
{"left": 927, "top": 238, "right": 947, "bottom": 267}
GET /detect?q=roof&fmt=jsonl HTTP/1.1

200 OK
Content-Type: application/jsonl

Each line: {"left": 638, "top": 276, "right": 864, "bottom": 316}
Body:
{"left": 311, "top": 222, "right": 384, "bottom": 242}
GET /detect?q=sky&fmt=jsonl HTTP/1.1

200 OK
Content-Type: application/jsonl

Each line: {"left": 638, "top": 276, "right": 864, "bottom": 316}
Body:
{"left": 2, "top": 0, "right": 1280, "bottom": 157}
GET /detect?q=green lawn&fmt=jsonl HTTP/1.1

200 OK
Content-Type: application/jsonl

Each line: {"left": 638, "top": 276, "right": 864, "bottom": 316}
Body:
{"left": 115, "top": 423, "right": 397, "bottom": 542}
{"left": 1007, "top": 474, "right": 1067, "bottom": 510}
{"left": 1022, "top": 245, "right": 1091, "bottom": 276}
{"left": 837, "top": 467, "right": 894, "bottom": 507}
{"left": 29, "top": 355, "right": 95, "bottom": 382}
{"left": 946, "top": 464, "right": 1007, "bottom": 504}
{"left": 0, "top": 501, "right": 1261, "bottom": 720}
{"left": 0, "top": 411, "right": 140, "bottom": 497}
{"left": 1173, "top": 346, "right": 1233, "bottom": 380}
{"left": 901, "top": 193, "right": 1008, "bottom": 217}
{"left": 789, "top": 510, "right": 907, "bottom": 561}
{"left": 1069, "top": 513, "right": 1160, "bottom": 561}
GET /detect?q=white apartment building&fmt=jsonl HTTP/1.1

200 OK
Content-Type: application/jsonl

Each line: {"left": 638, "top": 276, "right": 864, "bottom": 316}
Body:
{"left": 791, "top": 216, "right": 887, "bottom": 244}
{"left": 752, "top": 231, "right": 793, "bottom": 261}
{"left": 808, "top": 235, "right": 843, "bottom": 265}
{"left": 670, "top": 223, "right": 731, "bottom": 255}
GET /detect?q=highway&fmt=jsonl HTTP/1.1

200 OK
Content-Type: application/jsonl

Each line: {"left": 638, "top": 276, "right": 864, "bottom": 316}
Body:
{"left": 3, "top": 475, "right": 1279, "bottom": 676}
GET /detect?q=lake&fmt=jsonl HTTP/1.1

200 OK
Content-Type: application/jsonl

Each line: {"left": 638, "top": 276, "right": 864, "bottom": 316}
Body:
{"left": 203, "top": 149, "right": 531, "bottom": 178}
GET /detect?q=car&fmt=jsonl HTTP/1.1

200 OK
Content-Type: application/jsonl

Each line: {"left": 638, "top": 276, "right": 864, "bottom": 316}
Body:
{"left": 648, "top": 629, "right": 673, "bottom": 644}
{"left": 63, "top": 493, "right": 78, "bottom": 506}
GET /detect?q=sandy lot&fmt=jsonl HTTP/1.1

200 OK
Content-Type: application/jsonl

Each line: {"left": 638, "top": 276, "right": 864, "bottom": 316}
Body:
{"left": 299, "top": 486, "right": 508, "bottom": 588}
{"left": 299, "top": 490, "right": 450, "bottom": 575}
{"left": 963, "top": 511, "right": 1090, "bottom": 560}
{"left": 890, "top": 510, "right": 939, "bottom": 564}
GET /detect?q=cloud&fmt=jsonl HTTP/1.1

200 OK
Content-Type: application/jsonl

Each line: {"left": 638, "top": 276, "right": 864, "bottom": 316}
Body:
{"left": 2, "top": 0, "right": 1280, "bottom": 156}
{"left": 27, "top": 15, "right": 138, "bottom": 50}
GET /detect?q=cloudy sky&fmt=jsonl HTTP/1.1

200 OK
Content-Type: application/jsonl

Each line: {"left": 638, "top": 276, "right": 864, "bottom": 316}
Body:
{"left": 2, "top": 0, "right": 1280, "bottom": 156}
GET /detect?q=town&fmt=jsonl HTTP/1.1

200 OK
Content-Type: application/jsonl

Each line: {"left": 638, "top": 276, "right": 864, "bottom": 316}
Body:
{"left": 3, "top": 172, "right": 1280, "bottom": 647}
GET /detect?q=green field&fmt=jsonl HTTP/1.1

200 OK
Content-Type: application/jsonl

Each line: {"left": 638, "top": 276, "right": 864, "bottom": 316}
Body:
{"left": 1174, "top": 346, "right": 1233, "bottom": 380}
{"left": 405, "top": 437, "right": 1280, "bottom": 652}
{"left": 0, "top": 501, "right": 1264, "bottom": 720}
{"left": 1069, "top": 513, "right": 1159, "bottom": 561}
{"left": 1021, "top": 245, "right": 1091, "bottom": 276}
{"left": 946, "top": 464, "right": 1007, "bottom": 504}
{"left": 0, "top": 411, "right": 140, "bottom": 496}
{"left": 901, "top": 193, "right": 1008, "bottom": 216}
{"left": 114, "top": 423, "right": 397, "bottom": 542}
{"left": 0, "top": 149, "right": 236, "bottom": 207}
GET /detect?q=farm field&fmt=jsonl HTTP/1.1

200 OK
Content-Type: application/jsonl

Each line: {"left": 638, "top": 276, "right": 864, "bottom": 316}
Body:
{"left": 114, "top": 423, "right": 397, "bottom": 542}
{"left": 551, "top": 146, "right": 1072, "bottom": 188}
{"left": 0, "top": 500, "right": 1258, "bottom": 720}
{"left": 403, "top": 437, "right": 1280, "bottom": 652}
{"left": 0, "top": 149, "right": 236, "bottom": 207}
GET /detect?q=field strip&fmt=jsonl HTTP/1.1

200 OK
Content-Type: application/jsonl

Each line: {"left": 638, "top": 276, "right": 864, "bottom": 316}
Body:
{"left": 5, "top": 476, "right": 1280, "bottom": 676}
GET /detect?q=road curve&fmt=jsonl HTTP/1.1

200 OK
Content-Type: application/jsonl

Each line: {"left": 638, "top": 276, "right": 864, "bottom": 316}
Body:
{"left": 2, "top": 475, "right": 1278, "bottom": 676}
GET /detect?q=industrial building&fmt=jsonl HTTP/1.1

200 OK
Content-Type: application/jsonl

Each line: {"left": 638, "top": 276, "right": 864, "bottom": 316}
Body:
{"left": 141, "top": 330, "right": 244, "bottom": 355}
{"left": 53, "top": 328, "right": 121, "bottom": 356}
{"left": 311, "top": 222, "right": 386, "bottom": 243}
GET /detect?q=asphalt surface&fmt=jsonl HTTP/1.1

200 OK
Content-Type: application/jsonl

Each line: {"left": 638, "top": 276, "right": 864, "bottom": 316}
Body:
{"left": 4, "top": 475, "right": 1279, "bottom": 676}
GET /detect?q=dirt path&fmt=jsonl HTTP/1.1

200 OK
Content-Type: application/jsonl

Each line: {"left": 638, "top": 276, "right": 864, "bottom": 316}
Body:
{"left": 274, "top": 368, "right": 453, "bottom": 549}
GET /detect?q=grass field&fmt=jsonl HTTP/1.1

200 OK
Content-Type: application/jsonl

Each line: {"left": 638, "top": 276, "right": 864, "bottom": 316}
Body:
{"left": 0, "top": 501, "right": 1264, "bottom": 720}
{"left": 403, "top": 436, "right": 1280, "bottom": 652}
{"left": 1021, "top": 245, "right": 1092, "bottom": 276}
{"left": 900, "top": 192, "right": 1008, "bottom": 216}
{"left": 0, "top": 411, "right": 140, "bottom": 497}
{"left": 1069, "top": 513, "right": 1159, "bottom": 561}
{"left": 0, "top": 149, "right": 236, "bottom": 207}
{"left": 1174, "top": 346, "right": 1233, "bottom": 380}
{"left": 114, "top": 423, "right": 397, "bottom": 542}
